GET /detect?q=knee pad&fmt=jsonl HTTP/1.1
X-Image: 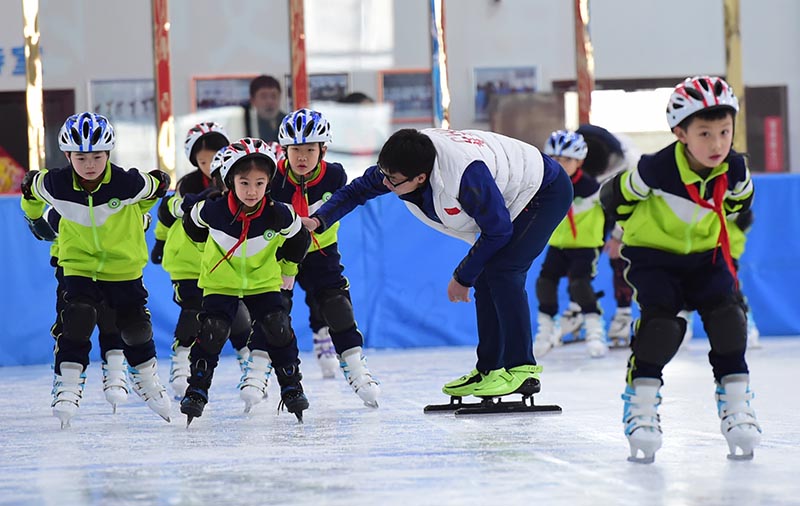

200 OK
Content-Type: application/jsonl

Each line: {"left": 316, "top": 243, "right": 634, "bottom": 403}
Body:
{"left": 95, "top": 302, "right": 119, "bottom": 336}
{"left": 319, "top": 291, "right": 356, "bottom": 333}
{"left": 61, "top": 300, "right": 97, "bottom": 342}
{"left": 174, "top": 308, "right": 202, "bottom": 344}
{"left": 258, "top": 311, "right": 294, "bottom": 348}
{"left": 198, "top": 314, "right": 231, "bottom": 354}
{"left": 567, "top": 277, "right": 598, "bottom": 309}
{"left": 117, "top": 307, "right": 153, "bottom": 346}
{"left": 230, "top": 301, "right": 252, "bottom": 340}
{"left": 535, "top": 276, "right": 559, "bottom": 312}
{"left": 701, "top": 301, "right": 747, "bottom": 355}
{"left": 632, "top": 309, "right": 686, "bottom": 366}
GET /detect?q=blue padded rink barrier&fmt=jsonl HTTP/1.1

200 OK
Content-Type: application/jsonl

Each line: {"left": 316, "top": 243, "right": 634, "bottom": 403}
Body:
{"left": 0, "top": 174, "right": 798, "bottom": 505}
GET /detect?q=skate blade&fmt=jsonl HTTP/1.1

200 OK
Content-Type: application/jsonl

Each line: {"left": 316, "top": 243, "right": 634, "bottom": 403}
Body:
{"left": 454, "top": 403, "right": 562, "bottom": 417}
{"left": 727, "top": 451, "right": 754, "bottom": 461}
{"left": 627, "top": 455, "right": 655, "bottom": 464}
{"left": 363, "top": 400, "right": 379, "bottom": 409}
{"left": 112, "top": 404, "right": 117, "bottom": 415}
{"left": 295, "top": 413, "right": 304, "bottom": 424}
{"left": 160, "top": 414, "right": 171, "bottom": 423}
{"left": 60, "top": 419, "right": 71, "bottom": 429}
{"left": 424, "top": 396, "right": 473, "bottom": 413}
{"left": 186, "top": 416, "right": 195, "bottom": 428}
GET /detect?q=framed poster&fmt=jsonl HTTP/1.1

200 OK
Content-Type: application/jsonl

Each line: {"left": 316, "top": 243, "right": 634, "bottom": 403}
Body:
{"left": 89, "top": 79, "right": 155, "bottom": 124}
{"left": 284, "top": 73, "right": 350, "bottom": 109}
{"left": 192, "top": 75, "right": 257, "bottom": 111}
{"left": 473, "top": 66, "right": 539, "bottom": 122}
{"left": 378, "top": 69, "right": 433, "bottom": 123}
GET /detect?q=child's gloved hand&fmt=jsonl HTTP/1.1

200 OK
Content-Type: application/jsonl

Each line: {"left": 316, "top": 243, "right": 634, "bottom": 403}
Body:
{"left": 148, "top": 169, "right": 171, "bottom": 198}
{"left": 150, "top": 239, "right": 165, "bottom": 264}
{"left": 25, "top": 216, "right": 57, "bottom": 241}
{"left": 20, "top": 170, "right": 38, "bottom": 200}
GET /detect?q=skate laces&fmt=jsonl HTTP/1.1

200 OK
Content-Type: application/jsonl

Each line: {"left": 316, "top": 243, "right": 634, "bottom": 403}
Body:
{"left": 622, "top": 385, "right": 662, "bottom": 435}
{"left": 340, "top": 354, "right": 379, "bottom": 389}
{"left": 239, "top": 358, "right": 273, "bottom": 393}
{"left": 129, "top": 362, "right": 165, "bottom": 401}
{"left": 52, "top": 371, "right": 86, "bottom": 406}
{"left": 313, "top": 335, "right": 336, "bottom": 359}
{"left": 715, "top": 383, "right": 761, "bottom": 432}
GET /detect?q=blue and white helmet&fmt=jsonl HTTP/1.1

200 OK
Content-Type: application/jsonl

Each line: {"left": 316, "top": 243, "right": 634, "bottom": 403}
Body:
{"left": 58, "top": 112, "right": 116, "bottom": 152}
{"left": 543, "top": 130, "right": 588, "bottom": 161}
{"left": 278, "top": 108, "right": 332, "bottom": 146}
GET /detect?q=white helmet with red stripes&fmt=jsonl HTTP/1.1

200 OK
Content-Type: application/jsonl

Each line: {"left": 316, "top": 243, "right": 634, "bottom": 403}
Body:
{"left": 666, "top": 76, "right": 739, "bottom": 129}
{"left": 266, "top": 141, "right": 285, "bottom": 162}
{"left": 219, "top": 138, "right": 277, "bottom": 189}
{"left": 184, "top": 121, "right": 229, "bottom": 165}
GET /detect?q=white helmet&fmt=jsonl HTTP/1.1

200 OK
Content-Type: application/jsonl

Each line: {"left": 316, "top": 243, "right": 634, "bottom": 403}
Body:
{"left": 209, "top": 146, "right": 228, "bottom": 180}
{"left": 58, "top": 112, "right": 115, "bottom": 152}
{"left": 543, "top": 130, "right": 588, "bottom": 160}
{"left": 666, "top": 76, "right": 739, "bottom": 129}
{"left": 184, "top": 122, "right": 229, "bottom": 165}
{"left": 278, "top": 108, "right": 332, "bottom": 146}
{"left": 220, "top": 138, "right": 277, "bottom": 188}
{"left": 266, "top": 141, "right": 285, "bottom": 162}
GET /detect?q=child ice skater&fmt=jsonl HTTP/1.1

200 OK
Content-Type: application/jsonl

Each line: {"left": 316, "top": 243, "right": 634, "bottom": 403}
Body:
{"left": 273, "top": 108, "right": 379, "bottom": 407}
{"left": 600, "top": 76, "right": 761, "bottom": 462}
{"left": 20, "top": 112, "right": 172, "bottom": 427}
{"left": 180, "top": 138, "right": 311, "bottom": 424}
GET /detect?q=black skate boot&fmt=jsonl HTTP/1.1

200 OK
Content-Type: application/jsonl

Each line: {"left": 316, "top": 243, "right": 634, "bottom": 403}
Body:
{"left": 180, "top": 359, "right": 213, "bottom": 427}
{"left": 274, "top": 363, "right": 309, "bottom": 423}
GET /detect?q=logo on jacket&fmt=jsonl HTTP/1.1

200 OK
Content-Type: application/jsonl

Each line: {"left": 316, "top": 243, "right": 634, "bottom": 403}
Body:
{"left": 263, "top": 230, "right": 276, "bottom": 241}
{"left": 444, "top": 207, "right": 461, "bottom": 215}
{"left": 322, "top": 191, "right": 333, "bottom": 202}
{"left": 108, "top": 198, "right": 121, "bottom": 209}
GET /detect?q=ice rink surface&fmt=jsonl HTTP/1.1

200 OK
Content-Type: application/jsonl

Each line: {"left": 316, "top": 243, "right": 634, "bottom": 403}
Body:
{"left": 0, "top": 338, "right": 798, "bottom": 506}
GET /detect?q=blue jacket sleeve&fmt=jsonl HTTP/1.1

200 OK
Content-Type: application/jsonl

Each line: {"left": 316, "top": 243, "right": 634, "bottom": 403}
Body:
{"left": 312, "top": 165, "right": 390, "bottom": 232}
{"left": 453, "top": 161, "right": 513, "bottom": 286}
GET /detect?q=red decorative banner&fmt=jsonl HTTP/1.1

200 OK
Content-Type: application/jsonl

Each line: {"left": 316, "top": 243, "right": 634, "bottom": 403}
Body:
{"left": 289, "top": 0, "right": 309, "bottom": 109}
{"left": 763, "top": 116, "right": 784, "bottom": 173}
{"left": 152, "top": 0, "right": 174, "bottom": 173}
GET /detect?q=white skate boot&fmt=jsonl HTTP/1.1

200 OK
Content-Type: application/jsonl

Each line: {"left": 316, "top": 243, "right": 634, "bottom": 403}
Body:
{"left": 533, "top": 312, "right": 560, "bottom": 357}
{"left": 584, "top": 313, "right": 609, "bottom": 358}
{"left": 716, "top": 373, "right": 762, "bottom": 460}
{"left": 608, "top": 307, "right": 633, "bottom": 348}
{"left": 235, "top": 346, "right": 251, "bottom": 374}
{"left": 169, "top": 345, "right": 191, "bottom": 399}
{"left": 313, "top": 327, "right": 339, "bottom": 379}
{"left": 340, "top": 346, "right": 380, "bottom": 408}
{"left": 52, "top": 362, "right": 86, "bottom": 429}
{"left": 746, "top": 309, "right": 762, "bottom": 349}
{"left": 678, "top": 310, "right": 693, "bottom": 349}
{"left": 128, "top": 358, "right": 172, "bottom": 422}
{"left": 560, "top": 302, "right": 584, "bottom": 342}
{"left": 102, "top": 350, "right": 129, "bottom": 413}
{"left": 239, "top": 350, "right": 272, "bottom": 413}
{"left": 621, "top": 378, "right": 662, "bottom": 463}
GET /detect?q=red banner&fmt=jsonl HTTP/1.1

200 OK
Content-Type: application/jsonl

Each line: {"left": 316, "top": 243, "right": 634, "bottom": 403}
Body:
{"left": 289, "top": 0, "right": 309, "bottom": 109}
{"left": 763, "top": 116, "right": 784, "bottom": 172}
{"left": 152, "top": 0, "right": 173, "bottom": 173}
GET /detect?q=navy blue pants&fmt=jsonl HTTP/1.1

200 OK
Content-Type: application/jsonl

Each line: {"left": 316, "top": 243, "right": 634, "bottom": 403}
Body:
{"left": 197, "top": 292, "right": 299, "bottom": 371}
{"left": 172, "top": 279, "right": 250, "bottom": 351}
{"left": 538, "top": 246, "right": 602, "bottom": 315}
{"left": 294, "top": 243, "right": 364, "bottom": 355}
{"left": 623, "top": 246, "right": 748, "bottom": 381}
{"left": 59, "top": 275, "right": 154, "bottom": 373}
{"left": 474, "top": 167, "right": 573, "bottom": 371}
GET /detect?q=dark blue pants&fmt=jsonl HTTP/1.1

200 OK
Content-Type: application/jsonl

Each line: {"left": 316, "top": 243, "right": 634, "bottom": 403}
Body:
{"left": 474, "top": 167, "right": 573, "bottom": 371}
{"left": 199, "top": 292, "right": 299, "bottom": 371}
{"left": 295, "top": 243, "right": 364, "bottom": 354}
{"left": 172, "top": 279, "right": 250, "bottom": 351}
{"left": 59, "top": 275, "right": 154, "bottom": 373}
{"left": 538, "top": 246, "right": 601, "bottom": 315}
{"left": 623, "top": 246, "right": 748, "bottom": 381}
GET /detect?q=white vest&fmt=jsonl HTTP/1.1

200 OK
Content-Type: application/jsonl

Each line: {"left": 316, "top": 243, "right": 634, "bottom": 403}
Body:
{"left": 403, "top": 129, "right": 544, "bottom": 244}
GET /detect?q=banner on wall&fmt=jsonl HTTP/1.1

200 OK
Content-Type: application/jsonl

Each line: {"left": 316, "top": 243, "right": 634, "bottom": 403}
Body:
{"left": 0, "top": 146, "right": 25, "bottom": 194}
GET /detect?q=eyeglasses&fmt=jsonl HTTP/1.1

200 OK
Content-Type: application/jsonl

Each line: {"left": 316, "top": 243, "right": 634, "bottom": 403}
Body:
{"left": 377, "top": 164, "right": 411, "bottom": 187}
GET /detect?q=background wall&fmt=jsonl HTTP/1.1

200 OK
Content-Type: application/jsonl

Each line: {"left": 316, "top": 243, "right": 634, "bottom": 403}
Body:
{"left": 0, "top": 0, "right": 797, "bottom": 168}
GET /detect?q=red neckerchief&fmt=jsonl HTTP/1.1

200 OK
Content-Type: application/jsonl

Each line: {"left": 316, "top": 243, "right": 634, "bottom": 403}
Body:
{"left": 684, "top": 173, "right": 738, "bottom": 288}
{"left": 566, "top": 168, "right": 583, "bottom": 239}
{"left": 201, "top": 172, "right": 210, "bottom": 188}
{"left": 209, "top": 191, "right": 266, "bottom": 273}
{"left": 278, "top": 158, "right": 327, "bottom": 253}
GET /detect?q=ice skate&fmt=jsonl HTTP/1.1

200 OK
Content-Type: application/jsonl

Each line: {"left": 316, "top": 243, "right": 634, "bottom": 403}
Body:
{"left": 340, "top": 347, "right": 380, "bottom": 408}
{"left": 746, "top": 310, "right": 761, "bottom": 349}
{"left": 51, "top": 362, "right": 86, "bottom": 429}
{"left": 621, "top": 378, "right": 662, "bottom": 464}
{"left": 533, "top": 312, "right": 560, "bottom": 357}
{"left": 180, "top": 387, "right": 208, "bottom": 427}
{"left": 235, "top": 346, "right": 251, "bottom": 374}
{"left": 608, "top": 307, "right": 632, "bottom": 348}
{"left": 678, "top": 310, "right": 693, "bottom": 349}
{"left": 716, "top": 374, "right": 762, "bottom": 460}
{"left": 274, "top": 363, "right": 309, "bottom": 422}
{"left": 559, "top": 302, "right": 584, "bottom": 342}
{"left": 313, "top": 327, "right": 339, "bottom": 379}
{"left": 584, "top": 313, "right": 609, "bottom": 358}
{"left": 128, "top": 358, "right": 172, "bottom": 422}
{"left": 101, "top": 350, "right": 129, "bottom": 413}
{"left": 169, "top": 344, "right": 191, "bottom": 399}
{"left": 239, "top": 350, "right": 272, "bottom": 413}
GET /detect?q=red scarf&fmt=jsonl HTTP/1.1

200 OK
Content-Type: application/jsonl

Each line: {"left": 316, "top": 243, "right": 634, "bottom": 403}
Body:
{"left": 209, "top": 192, "right": 266, "bottom": 273}
{"left": 684, "top": 173, "right": 738, "bottom": 288}
{"left": 566, "top": 169, "right": 583, "bottom": 240}
{"left": 278, "top": 159, "right": 327, "bottom": 253}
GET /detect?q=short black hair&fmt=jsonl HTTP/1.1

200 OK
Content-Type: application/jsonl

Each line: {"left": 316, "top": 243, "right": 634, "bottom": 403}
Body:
{"left": 580, "top": 135, "right": 611, "bottom": 178}
{"left": 225, "top": 155, "right": 275, "bottom": 190}
{"left": 338, "top": 92, "right": 373, "bottom": 104}
{"left": 677, "top": 106, "right": 736, "bottom": 131}
{"left": 249, "top": 75, "right": 282, "bottom": 98}
{"left": 377, "top": 129, "right": 436, "bottom": 178}
{"left": 189, "top": 132, "right": 229, "bottom": 167}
